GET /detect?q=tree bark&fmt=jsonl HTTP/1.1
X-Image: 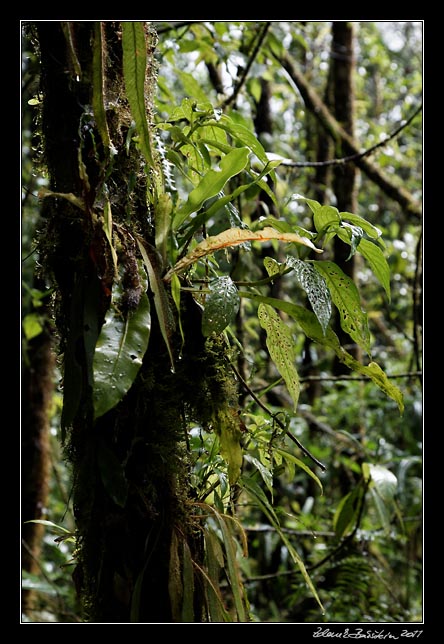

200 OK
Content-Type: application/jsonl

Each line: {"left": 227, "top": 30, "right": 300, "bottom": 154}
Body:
{"left": 330, "top": 22, "right": 361, "bottom": 372}
{"left": 35, "top": 20, "right": 210, "bottom": 623}
{"left": 21, "top": 313, "right": 53, "bottom": 613}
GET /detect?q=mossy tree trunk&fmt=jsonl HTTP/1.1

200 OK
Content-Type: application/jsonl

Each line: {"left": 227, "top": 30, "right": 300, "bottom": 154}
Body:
{"left": 34, "top": 20, "right": 214, "bottom": 623}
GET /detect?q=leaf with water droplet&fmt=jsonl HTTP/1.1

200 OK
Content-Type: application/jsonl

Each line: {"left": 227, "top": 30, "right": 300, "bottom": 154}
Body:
{"left": 257, "top": 303, "right": 300, "bottom": 412}
{"left": 284, "top": 257, "right": 331, "bottom": 335}
{"left": 93, "top": 267, "right": 150, "bottom": 419}
{"left": 202, "top": 276, "right": 240, "bottom": 336}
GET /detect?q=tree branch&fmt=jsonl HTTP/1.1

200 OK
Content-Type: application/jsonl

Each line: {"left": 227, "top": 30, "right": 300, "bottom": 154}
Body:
{"left": 273, "top": 50, "right": 422, "bottom": 220}
{"left": 281, "top": 102, "right": 422, "bottom": 168}
{"left": 220, "top": 22, "right": 271, "bottom": 109}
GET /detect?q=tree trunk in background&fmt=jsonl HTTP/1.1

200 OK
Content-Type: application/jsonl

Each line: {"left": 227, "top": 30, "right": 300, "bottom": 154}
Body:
{"left": 303, "top": 54, "right": 334, "bottom": 406}
{"left": 21, "top": 311, "right": 53, "bottom": 613}
{"left": 330, "top": 21, "right": 361, "bottom": 374}
{"left": 35, "top": 21, "right": 212, "bottom": 623}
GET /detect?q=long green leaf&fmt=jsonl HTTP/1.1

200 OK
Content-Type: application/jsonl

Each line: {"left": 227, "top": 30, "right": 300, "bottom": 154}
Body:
{"left": 212, "top": 515, "right": 248, "bottom": 622}
{"left": 155, "top": 192, "right": 173, "bottom": 264}
{"left": 93, "top": 278, "right": 151, "bottom": 419}
{"left": 174, "top": 147, "right": 250, "bottom": 228}
{"left": 314, "top": 260, "right": 371, "bottom": 356}
{"left": 92, "top": 22, "right": 112, "bottom": 152}
{"left": 136, "top": 237, "right": 176, "bottom": 371}
{"left": 24, "top": 519, "right": 72, "bottom": 536}
{"left": 165, "top": 226, "right": 322, "bottom": 280}
{"left": 237, "top": 292, "right": 404, "bottom": 413}
{"left": 121, "top": 22, "right": 154, "bottom": 167}
{"left": 258, "top": 303, "right": 300, "bottom": 412}
{"left": 181, "top": 540, "right": 195, "bottom": 622}
{"left": 241, "top": 476, "right": 324, "bottom": 614}
{"left": 340, "top": 211, "right": 383, "bottom": 241}
{"left": 243, "top": 454, "right": 274, "bottom": 497}
{"left": 204, "top": 530, "right": 231, "bottom": 622}
{"left": 275, "top": 447, "right": 323, "bottom": 494}
{"left": 284, "top": 257, "right": 332, "bottom": 335}
{"left": 208, "top": 114, "right": 271, "bottom": 165}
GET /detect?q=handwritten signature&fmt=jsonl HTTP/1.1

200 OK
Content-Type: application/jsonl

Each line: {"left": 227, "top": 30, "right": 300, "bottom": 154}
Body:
{"left": 313, "top": 628, "right": 423, "bottom": 639}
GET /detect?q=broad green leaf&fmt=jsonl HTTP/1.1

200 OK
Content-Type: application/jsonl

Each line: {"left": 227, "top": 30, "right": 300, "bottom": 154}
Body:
{"left": 365, "top": 463, "right": 398, "bottom": 502}
{"left": 178, "top": 70, "right": 212, "bottom": 105}
{"left": 23, "top": 313, "right": 43, "bottom": 340}
{"left": 333, "top": 485, "right": 363, "bottom": 538}
{"left": 263, "top": 256, "right": 282, "bottom": 278}
{"left": 204, "top": 165, "right": 279, "bottom": 220}
{"left": 360, "top": 362, "right": 404, "bottom": 414}
{"left": 314, "top": 260, "right": 371, "bottom": 356}
{"left": 202, "top": 276, "right": 240, "bottom": 336}
{"left": 285, "top": 258, "right": 332, "bottom": 335}
{"left": 136, "top": 237, "right": 176, "bottom": 372}
{"left": 97, "top": 439, "right": 128, "bottom": 507}
{"left": 255, "top": 215, "right": 315, "bottom": 240}
{"left": 164, "top": 226, "right": 322, "bottom": 280}
{"left": 174, "top": 147, "right": 250, "bottom": 228}
{"left": 210, "top": 114, "right": 270, "bottom": 165}
{"left": 93, "top": 278, "right": 151, "bottom": 419}
{"left": 121, "top": 22, "right": 154, "bottom": 167}
{"left": 313, "top": 204, "right": 341, "bottom": 238}
{"left": 258, "top": 303, "right": 300, "bottom": 412}
{"left": 364, "top": 463, "right": 399, "bottom": 534}
{"left": 168, "top": 97, "right": 196, "bottom": 123}
{"left": 237, "top": 292, "right": 404, "bottom": 413}
{"left": 355, "top": 237, "right": 391, "bottom": 300}
{"left": 340, "top": 211, "right": 383, "bottom": 241}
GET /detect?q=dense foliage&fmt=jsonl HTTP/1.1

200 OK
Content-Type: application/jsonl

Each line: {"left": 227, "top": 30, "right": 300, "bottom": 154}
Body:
{"left": 21, "top": 21, "right": 422, "bottom": 623}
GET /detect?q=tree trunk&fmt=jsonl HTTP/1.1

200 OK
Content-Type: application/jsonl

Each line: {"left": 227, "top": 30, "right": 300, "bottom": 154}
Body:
{"left": 21, "top": 312, "right": 53, "bottom": 613}
{"left": 34, "top": 20, "right": 218, "bottom": 623}
{"left": 330, "top": 21, "right": 361, "bottom": 373}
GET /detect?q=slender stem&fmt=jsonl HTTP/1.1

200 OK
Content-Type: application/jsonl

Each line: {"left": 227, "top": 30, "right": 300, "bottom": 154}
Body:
{"left": 230, "top": 361, "right": 326, "bottom": 472}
